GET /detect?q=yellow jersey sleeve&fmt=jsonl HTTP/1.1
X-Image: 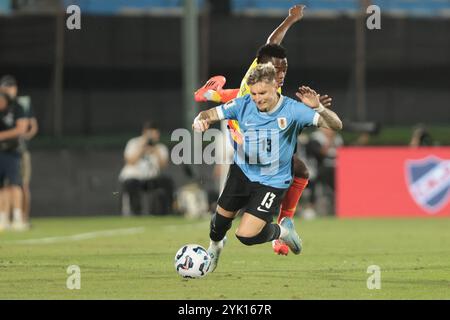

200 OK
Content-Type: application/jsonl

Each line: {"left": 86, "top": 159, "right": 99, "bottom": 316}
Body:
{"left": 237, "top": 59, "right": 258, "bottom": 98}
{"left": 237, "top": 58, "right": 282, "bottom": 98}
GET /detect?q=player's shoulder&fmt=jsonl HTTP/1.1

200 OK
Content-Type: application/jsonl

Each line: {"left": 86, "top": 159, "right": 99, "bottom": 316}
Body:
{"left": 282, "top": 95, "right": 308, "bottom": 111}
{"left": 236, "top": 94, "right": 252, "bottom": 102}
{"left": 224, "top": 95, "right": 251, "bottom": 108}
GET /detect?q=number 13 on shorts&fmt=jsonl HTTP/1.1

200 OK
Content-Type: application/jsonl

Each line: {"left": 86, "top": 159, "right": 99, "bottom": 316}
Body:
{"left": 261, "top": 192, "right": 276, "bottom": 209}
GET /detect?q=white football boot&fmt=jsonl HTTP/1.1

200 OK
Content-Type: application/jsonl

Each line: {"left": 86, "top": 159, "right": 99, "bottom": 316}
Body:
{"left": 207, "top": 236, "right": 227, "bottom": 273}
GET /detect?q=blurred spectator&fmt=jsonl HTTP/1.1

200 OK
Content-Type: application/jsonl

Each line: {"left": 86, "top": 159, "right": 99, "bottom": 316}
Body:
{"left": 353, "top": 132, "right": 371, "bottom": 146}
{"left": 410, "top": 124, "right": 433, "bottom": 147}
{"left": 346, "top": 121, "right": 381, "bottom": 146}
{"left": 304, "top": 127, "right": 344, "bottom": 216}
{"left": 119, "top": 121, "right": 174, "bottom": 216}
{"left": 0, "top": 91, "right": 28, "bottom": 231}
{"left": 0, "top": 75, "right": 38, "bottom": 228}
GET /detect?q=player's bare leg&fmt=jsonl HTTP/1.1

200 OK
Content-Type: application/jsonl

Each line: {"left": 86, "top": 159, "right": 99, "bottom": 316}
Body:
{"left": 235, "top": 213, "right": 266, "bottom": 238}
{"left": 273, "top": 157, "right": 309, "bottom": 255}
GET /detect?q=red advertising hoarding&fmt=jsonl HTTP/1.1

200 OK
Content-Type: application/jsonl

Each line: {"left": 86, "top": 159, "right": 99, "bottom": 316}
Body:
{"left": 336, "top": 147, "right": 450, "bottom": 217}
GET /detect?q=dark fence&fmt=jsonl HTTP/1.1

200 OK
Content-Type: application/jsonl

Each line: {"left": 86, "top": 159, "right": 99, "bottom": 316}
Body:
{"left": 29, "top": 149, "right": 215, "bottom": 216}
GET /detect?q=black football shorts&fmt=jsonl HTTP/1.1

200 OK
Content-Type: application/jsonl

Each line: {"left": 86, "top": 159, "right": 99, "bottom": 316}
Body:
{"left": 217, "top": 164, "right": 287, "bottom": 223}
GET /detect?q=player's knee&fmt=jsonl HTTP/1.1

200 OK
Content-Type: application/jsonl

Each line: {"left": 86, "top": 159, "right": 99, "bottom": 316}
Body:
{"left": 235, "top": 227, "right": 267, "bottom": 246}
{"left": 293, "top": 159, "right": 309, "bottom": 179}
{"left": 235, "top": 233, "right": 259, "bottom": 246}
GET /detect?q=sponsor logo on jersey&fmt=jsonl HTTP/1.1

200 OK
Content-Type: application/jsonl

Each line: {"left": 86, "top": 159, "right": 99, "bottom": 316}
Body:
{"left": 405, "top": 156, "right": 450, "bottom": 214}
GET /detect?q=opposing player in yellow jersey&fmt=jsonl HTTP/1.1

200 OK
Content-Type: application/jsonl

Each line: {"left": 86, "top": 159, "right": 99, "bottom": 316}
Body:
{"left": 195, "top": 4, "right": 333, "bottom": 256}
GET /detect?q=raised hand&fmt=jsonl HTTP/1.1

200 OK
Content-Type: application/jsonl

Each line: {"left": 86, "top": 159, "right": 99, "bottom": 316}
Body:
{"left": 296, "top": 86, "right": 320, "bottom": 109}
{"left": 288, "top": 4, "right": 306, "bottom": 22}
{"left": 192, "top": 114, "right": 210, "bottom": 132}
{"left": 319, "top": 94, "right": 332, "bottom": 108}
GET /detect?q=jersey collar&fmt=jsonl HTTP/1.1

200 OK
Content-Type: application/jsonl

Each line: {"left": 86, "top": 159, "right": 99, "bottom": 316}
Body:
{"left": 266, "top": 94, "right": 284, "bottom": 115}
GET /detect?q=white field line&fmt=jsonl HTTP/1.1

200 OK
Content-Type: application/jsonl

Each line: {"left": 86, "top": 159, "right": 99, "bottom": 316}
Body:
{"left": 4, "top": 227, "right": 146, "bottom": 245}
{"left": 162, "top": 221, "right": 209, "bottom": 232}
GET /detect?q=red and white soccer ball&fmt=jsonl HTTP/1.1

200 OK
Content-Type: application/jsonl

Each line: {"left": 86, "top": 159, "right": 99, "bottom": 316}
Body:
{"left": 174, "top": 244, "right": 211, "bottom": 279}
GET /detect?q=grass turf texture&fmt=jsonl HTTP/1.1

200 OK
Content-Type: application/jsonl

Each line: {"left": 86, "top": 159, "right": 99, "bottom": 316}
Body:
{"left": 0, "top": 216, "right": 449, "bottom": 299}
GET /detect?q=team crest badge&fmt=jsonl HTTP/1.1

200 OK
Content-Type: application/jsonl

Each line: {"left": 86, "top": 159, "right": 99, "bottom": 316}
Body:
{"left": 277, "top": 117, "right": 287, "bottom": 130}
{"left": 405, "top": 156, "right": 450, "bottom": 214}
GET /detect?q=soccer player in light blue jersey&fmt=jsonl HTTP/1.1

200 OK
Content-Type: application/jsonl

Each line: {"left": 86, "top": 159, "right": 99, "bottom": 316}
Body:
{"left": 192, "top": 63, "right": 342, "bottom": 273}
{"left": 195, "top": 4, "right": 335, "bottom": 256}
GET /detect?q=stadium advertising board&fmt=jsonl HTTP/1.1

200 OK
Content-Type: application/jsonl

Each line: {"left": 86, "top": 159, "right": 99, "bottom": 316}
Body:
{"left": 336, "top": 147, "right": 450, "bottom": 217}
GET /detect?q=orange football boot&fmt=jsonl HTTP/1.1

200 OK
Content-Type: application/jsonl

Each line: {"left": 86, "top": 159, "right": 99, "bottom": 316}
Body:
{"left": 194, "top": 76, "right": 226, "bottom": 102}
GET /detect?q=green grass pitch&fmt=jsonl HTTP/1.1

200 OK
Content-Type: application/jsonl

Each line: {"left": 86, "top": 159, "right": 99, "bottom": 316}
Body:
{"left": 0, "top": 216, "right": 449, "bottom": 299}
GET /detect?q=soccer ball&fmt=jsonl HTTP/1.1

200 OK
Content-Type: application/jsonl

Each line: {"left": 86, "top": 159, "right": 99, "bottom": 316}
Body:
{"left": 174, "top": 244, "right": 211, "bottom": 278}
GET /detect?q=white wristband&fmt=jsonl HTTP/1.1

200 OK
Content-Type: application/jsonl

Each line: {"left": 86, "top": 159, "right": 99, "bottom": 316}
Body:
{"left": 193, "top": 114, "right": 202, "bottom": 131}
{"left": 316, "top": 103, "right": 325, "bottom": 113}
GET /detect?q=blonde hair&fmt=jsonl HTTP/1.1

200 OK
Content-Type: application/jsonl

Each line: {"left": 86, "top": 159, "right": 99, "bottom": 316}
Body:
{"left": 247, "top": 63, "right": 277, "bottom": 86}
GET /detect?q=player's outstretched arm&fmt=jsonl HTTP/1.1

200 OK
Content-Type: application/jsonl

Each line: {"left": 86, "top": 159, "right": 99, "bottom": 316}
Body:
{"left": 296, "top": 86, "right": 343, "bottom": 131}
{"left": 192, "top": 108, "right": 220, "bottom": 132}
{"left": 267, "top": 4, "right": 305, "bottom": 45}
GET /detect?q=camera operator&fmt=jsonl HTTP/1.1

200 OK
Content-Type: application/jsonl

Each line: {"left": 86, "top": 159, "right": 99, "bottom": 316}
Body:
{"left": 119, "top": 121, "right": 174, "bottom": 216}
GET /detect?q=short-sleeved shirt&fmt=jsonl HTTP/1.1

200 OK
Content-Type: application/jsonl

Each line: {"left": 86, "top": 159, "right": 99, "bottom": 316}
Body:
{"left": 217, "top": 94, "right": 319, "bottom": 189}
{"left": 0, "top": 101, "right": 25, "bottom": 153}
{"left": 119, "top": 137, "right": 169, "bottom": 181}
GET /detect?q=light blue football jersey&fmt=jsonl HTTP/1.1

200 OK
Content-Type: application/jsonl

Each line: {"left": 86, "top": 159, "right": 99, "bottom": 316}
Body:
{"left": 216, "top": 94, "right": 319, "bottom": 189}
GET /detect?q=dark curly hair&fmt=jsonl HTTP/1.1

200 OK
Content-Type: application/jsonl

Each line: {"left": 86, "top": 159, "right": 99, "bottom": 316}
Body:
{"left": 256, "top": 44, "right": 287, "bottom": 63}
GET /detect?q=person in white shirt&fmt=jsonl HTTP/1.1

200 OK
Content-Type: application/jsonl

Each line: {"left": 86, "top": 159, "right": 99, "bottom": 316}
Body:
{"left": 119, "top": 122, "right": 173, "bottom": 216}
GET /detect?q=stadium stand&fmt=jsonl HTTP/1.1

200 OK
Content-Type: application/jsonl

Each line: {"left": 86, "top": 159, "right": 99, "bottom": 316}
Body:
{"left": 63, "top": 0, "right": 205, "bottom": 15}
{"left": 3, "top": 0, "right": 448, "bottom": 16}
{"left": 59, "top": 0, "right": 450, "bottom": 17}
{"left": 0, "top": 1, "right": 424, "bottom": 16}
{"left": 231, "top": 0, "right": 450, "bottom": 17}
